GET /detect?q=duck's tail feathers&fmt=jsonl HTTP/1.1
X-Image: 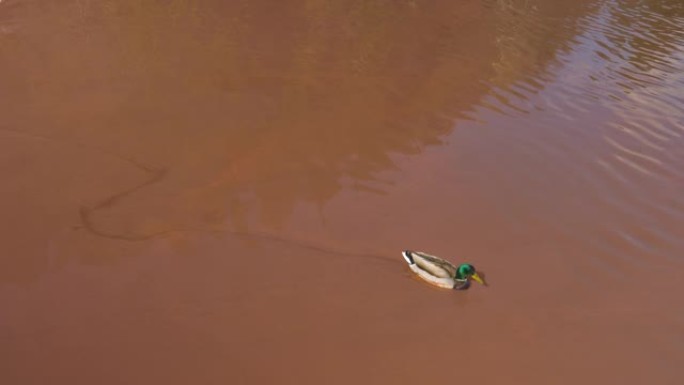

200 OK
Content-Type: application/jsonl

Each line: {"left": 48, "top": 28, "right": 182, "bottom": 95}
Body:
{"left": 402, "top": 250, "right": 415, "bottom": 265}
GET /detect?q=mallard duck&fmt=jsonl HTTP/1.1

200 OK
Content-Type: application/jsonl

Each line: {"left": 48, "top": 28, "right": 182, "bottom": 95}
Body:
{"left": 402, "top": 250, "right": 486, "bottom": 290}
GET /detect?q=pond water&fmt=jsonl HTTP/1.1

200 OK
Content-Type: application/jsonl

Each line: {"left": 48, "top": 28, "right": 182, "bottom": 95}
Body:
{"left": 1, "top": 1, "right": 682, "bottom": 384}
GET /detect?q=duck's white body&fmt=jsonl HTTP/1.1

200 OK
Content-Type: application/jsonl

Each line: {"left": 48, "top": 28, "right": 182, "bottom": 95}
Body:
{"left": 402, "top": 250, "right": 468, "bottom": 289}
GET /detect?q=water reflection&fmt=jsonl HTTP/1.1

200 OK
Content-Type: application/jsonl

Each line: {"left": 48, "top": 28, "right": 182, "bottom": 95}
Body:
{"left": 1, "top": 0, "right": 602, "bottom": 282}
{"left": 485, "top": 0, "right": 599, "bottom": 88}
{"left": 449, "top": 0, "right": 684, "bottom": 270}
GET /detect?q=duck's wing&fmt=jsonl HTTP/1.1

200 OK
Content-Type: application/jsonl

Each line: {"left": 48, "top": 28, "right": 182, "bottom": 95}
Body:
{"left": 403, "top": 250, "right": 457, "bottom": 278}
{"left": 408, "top": 264, "right": 455, "bottom": 289}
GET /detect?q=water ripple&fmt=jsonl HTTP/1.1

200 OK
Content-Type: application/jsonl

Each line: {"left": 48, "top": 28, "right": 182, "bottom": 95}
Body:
{"left": 474, "top": 0, "right": 684, "bottom": 270}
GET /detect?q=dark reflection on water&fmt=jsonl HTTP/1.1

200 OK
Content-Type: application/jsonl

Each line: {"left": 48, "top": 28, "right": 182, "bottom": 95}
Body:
{"left": 0, "top": 0, "right": 599, "bottom": 281}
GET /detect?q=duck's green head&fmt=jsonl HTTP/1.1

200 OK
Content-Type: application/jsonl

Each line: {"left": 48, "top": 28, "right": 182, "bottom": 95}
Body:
{"left": 456, "top": 263, "right": 485, "bottom": 285}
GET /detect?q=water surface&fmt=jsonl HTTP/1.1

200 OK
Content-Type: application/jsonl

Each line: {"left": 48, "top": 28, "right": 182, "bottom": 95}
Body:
{"left": 1, "top": 0, "right": 683, "bottom": 384}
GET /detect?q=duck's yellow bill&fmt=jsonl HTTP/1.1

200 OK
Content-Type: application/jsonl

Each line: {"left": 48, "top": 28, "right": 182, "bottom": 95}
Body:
{"left": 470, "top": 273, "right": 485, "bottom": 285}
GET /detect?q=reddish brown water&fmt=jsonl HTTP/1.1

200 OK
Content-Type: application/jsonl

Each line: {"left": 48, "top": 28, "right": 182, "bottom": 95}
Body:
{"left": 1, "top": 0, "right": 683, "bottom": 384}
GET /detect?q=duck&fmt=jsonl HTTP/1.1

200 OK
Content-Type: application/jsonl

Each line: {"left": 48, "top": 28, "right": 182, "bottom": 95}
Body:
{"left": 402, "top": 250, "right": 486, "bottom": 290}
